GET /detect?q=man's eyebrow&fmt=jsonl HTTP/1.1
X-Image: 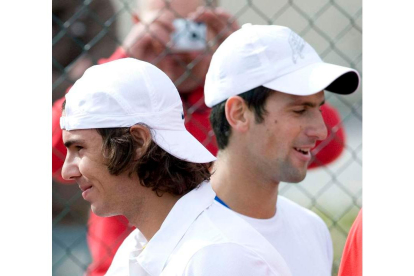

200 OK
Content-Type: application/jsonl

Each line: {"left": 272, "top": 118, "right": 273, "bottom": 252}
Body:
{"left": 288, "top": 99, "right": 325, "bottom": 108}
{"left": 64, "top": 139, "right": 84, "bottom": 148}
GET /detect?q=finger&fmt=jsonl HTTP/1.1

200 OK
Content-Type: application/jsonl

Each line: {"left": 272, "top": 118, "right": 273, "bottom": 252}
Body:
{"left": 190, "top": 8, "right": 238, "bottom": 34}
{"left": 216, "top": 8, "right": 240, "bottom": 32}
{"left": 150, "top": 10, "right": 176, "bottom": 33}
{"left": 123, "top": 23, "right": 149, "bottom": 50}
{"left": 147, "top": 23, "right": 173, "bottom": 54}
{"left": 190, "top": 8, "right": 221, "bottom": 25}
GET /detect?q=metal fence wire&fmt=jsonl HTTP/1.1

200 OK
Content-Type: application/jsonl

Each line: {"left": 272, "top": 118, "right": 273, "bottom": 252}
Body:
{"left": 52, "top": 0, "right": 362, "bottom": 275}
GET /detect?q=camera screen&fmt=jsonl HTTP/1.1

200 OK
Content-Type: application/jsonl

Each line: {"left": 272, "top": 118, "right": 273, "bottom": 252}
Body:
{"left": 171, "top": 19, "right": 207, "bottom": 52}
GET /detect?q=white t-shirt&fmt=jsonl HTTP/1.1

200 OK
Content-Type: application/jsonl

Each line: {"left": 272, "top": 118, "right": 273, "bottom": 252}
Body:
{"left": 106, "top": 182, "right": 292, "bottom": 276}
{"left": 237, "top": 196, "right": 333, "bottom": 276}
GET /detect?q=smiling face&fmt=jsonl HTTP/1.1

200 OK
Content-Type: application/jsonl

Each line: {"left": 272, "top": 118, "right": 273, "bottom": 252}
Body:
{"left": 245, "top": 90, "right": 328, "bottom": 183}
{"left": 61, "top": 129, "right": 139, "bottom": 217}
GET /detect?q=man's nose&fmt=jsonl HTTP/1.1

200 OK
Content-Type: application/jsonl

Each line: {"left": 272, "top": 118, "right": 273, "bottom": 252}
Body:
{"left": 61, "top": 154, "right": 81, "bottom": 181}
{"left": 306, "top": 111, "right": 328, "bottom": 141}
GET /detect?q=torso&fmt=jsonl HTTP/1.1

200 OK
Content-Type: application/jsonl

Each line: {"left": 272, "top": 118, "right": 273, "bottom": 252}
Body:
{"left": 235, "top": 195, "right": 333, "bottom": 276}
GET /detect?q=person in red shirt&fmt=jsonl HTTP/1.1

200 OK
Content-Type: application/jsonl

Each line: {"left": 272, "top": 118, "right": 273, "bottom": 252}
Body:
{"left": 338, "top": 209, "right": 363, "bottom": 276}
{"left": 52, "top": 1, "right": 346, "bottom": 275}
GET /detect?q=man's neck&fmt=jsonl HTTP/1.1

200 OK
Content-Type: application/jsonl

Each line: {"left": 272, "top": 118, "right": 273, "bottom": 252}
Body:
{"left": 123, "top": 189, "right": 181, "bottom": 241}
{"left": 211, "top": 150, "right": 279, "bottom": 219}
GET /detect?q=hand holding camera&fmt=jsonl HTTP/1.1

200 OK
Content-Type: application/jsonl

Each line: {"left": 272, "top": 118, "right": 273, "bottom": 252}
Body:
{"left": 188, "top": 7, "right": 240, "bottom": 51}
{"left": 122, "top": 7, "right": 239, "bottom": 59}
{"left": 122, "top": 11, "right": 175, "bottom": 61}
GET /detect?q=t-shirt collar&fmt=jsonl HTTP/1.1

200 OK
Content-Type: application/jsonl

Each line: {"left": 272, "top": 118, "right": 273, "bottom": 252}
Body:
{"left": 135, "top": 181, "right": 215, "bottom": 275}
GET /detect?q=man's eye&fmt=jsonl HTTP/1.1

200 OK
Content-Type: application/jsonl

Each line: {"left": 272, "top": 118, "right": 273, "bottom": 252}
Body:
{"left": 75, "top": 146, "right": 83, "bottom": 151}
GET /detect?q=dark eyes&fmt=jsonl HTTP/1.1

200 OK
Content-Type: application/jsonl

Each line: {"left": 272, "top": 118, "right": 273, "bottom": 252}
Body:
{"left": 75, "top": 146, "right": 84, "bottom": 151}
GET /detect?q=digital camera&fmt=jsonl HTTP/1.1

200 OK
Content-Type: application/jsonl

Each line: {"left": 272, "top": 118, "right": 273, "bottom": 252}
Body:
{"left": 170, "top": 19, "right": 207, "bottom": 52}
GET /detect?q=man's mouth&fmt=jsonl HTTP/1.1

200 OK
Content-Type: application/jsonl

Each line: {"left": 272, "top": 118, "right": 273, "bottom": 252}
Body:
{"left": 79, "top": 185, "right": 93, "bottom": 192}
{"left": 294, "top": 147, "right": 311, "bottom": 155}
{"left": 79, "top": 184, "right": 93, "bottom": 200}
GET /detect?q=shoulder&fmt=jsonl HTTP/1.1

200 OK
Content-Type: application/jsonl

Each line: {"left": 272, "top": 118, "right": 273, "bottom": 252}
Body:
{"left": 278, "top": 196, "right": 327, "bottom": 228}
{"left": 278, "top": 196, "right": 331, "bottom": 243}
{"left": 168, "top": 202, "right": 291, "bottom": 275}
{"left": 277, "top": 196, "right": 333, "bottom": 262}
{"left": 183, "top": 243, "right": 283, "bottom": 276}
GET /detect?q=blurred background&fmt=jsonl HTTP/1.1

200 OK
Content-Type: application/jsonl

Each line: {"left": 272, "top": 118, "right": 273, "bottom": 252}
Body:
{"left": 52, "top": 0, "right": 362, "bottom": 275}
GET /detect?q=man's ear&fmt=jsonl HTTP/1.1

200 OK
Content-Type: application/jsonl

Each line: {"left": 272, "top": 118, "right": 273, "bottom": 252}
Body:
{"left": 225, "top": 96, "right": 251, "bottom": 133}
{"left": 129, "top": 125, "right": 152, "bottom": 159}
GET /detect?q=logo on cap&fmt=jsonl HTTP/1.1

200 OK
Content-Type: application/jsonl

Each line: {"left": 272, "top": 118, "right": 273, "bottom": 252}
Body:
{"left": 288, "top": 31, "right": 305, "bottom": 64}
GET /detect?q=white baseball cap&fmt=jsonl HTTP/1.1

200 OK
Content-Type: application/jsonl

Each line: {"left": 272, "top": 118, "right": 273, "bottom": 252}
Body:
{"left": 205, "top": 24, "right": 360, "bottom": 107}
{"left": 60, "top": 58, "right": 216, "bottom": 163}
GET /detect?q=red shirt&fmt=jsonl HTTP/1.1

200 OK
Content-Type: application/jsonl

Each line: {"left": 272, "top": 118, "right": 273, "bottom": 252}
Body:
{"left": 338, "top": 209, "right": 363, "bottom": 276}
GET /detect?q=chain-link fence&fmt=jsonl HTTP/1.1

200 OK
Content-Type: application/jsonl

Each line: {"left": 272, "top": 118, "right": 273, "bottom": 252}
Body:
{"left": 52, "top": 0, "right": 362, "bottom": 275}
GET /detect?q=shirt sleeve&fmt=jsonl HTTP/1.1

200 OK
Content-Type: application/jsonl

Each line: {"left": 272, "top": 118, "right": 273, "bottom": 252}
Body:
{"left": 183, "top": 243, "right": 283, "bottom": 276}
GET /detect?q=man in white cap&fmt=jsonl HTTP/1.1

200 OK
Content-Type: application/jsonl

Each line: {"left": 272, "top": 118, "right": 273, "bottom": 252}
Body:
{"left": 60, "top": 58, "right": 292, "bottom": 276}
{"left": 205, "top": 24, "right": 361, "bottom": 275}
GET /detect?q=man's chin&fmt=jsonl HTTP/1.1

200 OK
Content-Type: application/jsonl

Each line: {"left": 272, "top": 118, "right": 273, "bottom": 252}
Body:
{"left": 91, "top": 205, "right": 116, "bottom": 218}
{"left": 281, "top": 168, "right": 307, "bottom": 183}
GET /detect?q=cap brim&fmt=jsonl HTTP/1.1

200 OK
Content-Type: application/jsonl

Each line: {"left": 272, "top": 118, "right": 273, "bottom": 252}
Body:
{"left": 152, "top": 129, "right": 216, "bottom": 163}
{"left": 263, "top": 62, "right": 360, "bottom": 96}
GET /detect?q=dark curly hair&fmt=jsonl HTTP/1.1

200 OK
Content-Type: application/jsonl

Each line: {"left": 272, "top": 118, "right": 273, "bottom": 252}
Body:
{"left": 96, "top": 126, "right": 213, "bottom": 196}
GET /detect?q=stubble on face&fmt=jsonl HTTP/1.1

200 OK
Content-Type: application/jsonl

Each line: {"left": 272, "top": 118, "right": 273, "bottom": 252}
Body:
{"left": 63, "top": 129, "right": 143, "bottom": 218}
{"left": 253, "top": 125, "right": 308, "bottom": 185}
{"left": 274, "top": 157, "right": 307, "bottom": 183}
{"left": 246, "top": 91, "right": 325, "bottom": 184}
